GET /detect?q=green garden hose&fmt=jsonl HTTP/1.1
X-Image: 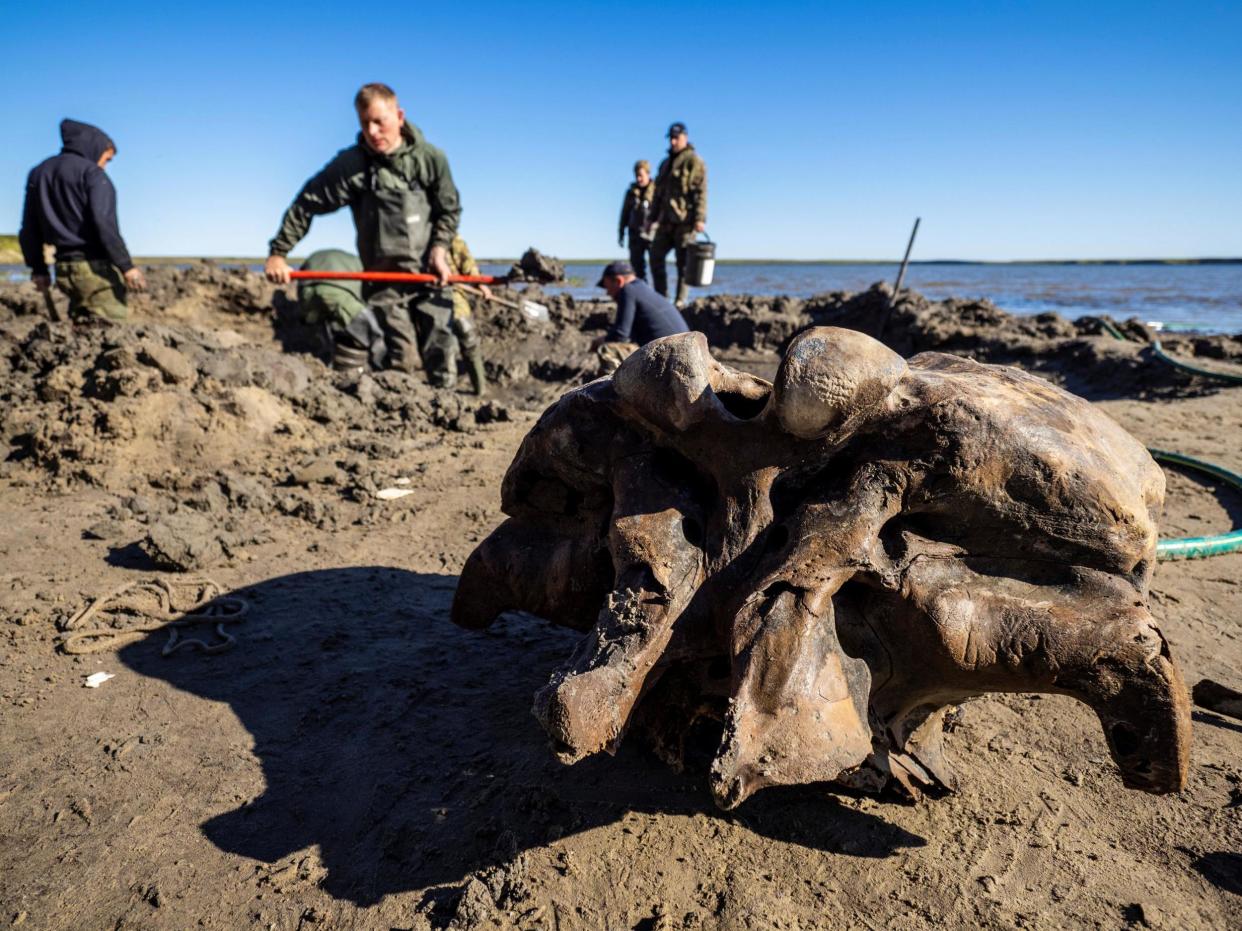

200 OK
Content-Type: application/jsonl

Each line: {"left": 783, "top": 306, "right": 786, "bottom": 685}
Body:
{"left": 1150, "top": 342, "right": 1242, "bottom": 385}
{"left": 1081, "top": 318, "right": 1242, "bottom": 558}
{"left": 1095, "top": 317, "right": 1129, "bottom": 341}
{"left": 1092, "top": 315, "right": 1242, "bottom": 385}
{"left": 1150, "top": 449, "right": 1242, "bottom": 560}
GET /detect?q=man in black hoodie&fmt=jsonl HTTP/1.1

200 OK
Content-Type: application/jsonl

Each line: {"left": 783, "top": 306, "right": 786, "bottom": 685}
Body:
{"left": 19, "top": 119, "right": 146, "bottom": 321}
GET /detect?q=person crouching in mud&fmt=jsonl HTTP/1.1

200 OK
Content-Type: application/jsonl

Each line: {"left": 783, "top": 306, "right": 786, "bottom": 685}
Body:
{"left": 295, "top": 249, "right": 379, "bottom": 371}
{"left": 264, "top": 82, "right": 462, "bottom": 387}
{"left": 592, "top": 259, "right": 689, "bottom": 375}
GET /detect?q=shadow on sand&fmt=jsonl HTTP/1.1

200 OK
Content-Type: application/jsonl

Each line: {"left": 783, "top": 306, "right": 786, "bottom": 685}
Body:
{"left": 119, "top": 566, "right": 924, "bottom": 907}
{"left": 1191, "top": 852, "right": 1242, "bottom": 897}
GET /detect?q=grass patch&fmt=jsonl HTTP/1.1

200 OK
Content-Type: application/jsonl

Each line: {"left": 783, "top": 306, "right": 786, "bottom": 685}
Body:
{"left": 0, "top": 234, "right": 22, "bottom": 264}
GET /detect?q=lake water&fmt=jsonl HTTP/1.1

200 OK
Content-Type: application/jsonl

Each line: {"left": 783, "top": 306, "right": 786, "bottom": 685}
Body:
{"left": 6, "top": 261, "right": 1240, "bottom": 334}
{"left": 476, "top": 262, "right": 1242, "bottom": 334}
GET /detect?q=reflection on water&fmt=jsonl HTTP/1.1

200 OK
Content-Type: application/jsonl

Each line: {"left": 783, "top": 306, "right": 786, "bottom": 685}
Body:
{"left": 5, "top": 261, "right": 1240, "bottom": 334}
{"left": 478, "top": 262, "right": 1240, "bottom": 335}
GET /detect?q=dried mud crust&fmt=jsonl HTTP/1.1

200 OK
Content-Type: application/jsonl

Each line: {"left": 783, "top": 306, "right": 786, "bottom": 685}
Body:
{"left": 0, "top": 263, "right": 1240, "bottom": 929}
{"left": 0, "top": 265, "right": 565, "bottom": 572}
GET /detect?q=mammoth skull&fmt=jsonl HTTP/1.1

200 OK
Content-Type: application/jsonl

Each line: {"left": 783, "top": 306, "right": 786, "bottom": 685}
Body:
{"left": 452, "top": 328, "right": 1190, "bottom": 809}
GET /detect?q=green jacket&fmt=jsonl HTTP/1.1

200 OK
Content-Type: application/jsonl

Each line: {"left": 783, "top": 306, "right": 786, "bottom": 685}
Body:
{"left": 297, "top": 248, "right": 365, "bottom": 326}
{"left": 652, "top": 144, "right": 707, "bottom": 228}
{"left": 619, "top": 180, "right": 656, "bottom": 239}
{"left": 269, "top": 121, "right": 461, "bottom": 271}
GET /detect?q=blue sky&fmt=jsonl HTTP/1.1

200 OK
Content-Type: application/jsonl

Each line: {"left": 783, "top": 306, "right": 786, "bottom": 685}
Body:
{"left": 2, "top": 1, "right": 1240, "bottom": 260}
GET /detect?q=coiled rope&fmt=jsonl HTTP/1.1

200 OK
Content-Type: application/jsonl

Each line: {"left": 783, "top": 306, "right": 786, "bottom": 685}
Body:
{"left": 61, "top": 577, "right": 249, "bottom": 655}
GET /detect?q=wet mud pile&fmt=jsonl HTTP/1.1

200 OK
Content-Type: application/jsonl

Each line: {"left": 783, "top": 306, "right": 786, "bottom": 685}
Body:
{"left": 2, "top": 264, "right": 1238, "bottom": 571}
{"left": 0, "top": 265, "right": 531, "bottom": 572}
{"left": 683, "top": 282, "right": 1242, "bottom": 398}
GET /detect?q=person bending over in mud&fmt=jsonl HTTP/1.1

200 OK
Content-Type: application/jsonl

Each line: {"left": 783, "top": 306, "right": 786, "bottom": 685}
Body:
{"left": 264, "top": 82, "right": 463, "bottom": 388}
{"left": 592, "top": 259, "right": 689, "bottom": 374}
{"left": 295, "top": 249, "right": 388, "bottom": 373}
{"left": 20, "top": 118, "right": 147, "bottom": 322}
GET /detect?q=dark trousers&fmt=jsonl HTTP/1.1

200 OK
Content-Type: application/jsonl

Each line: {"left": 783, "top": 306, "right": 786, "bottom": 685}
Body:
{"left": 649, "top": 223, "right": 692, "bottom": 305}
{"left": 365, "top": 284, "right": 458, "bottom": 386}
{"left": 627, "top": 237, "right": 650, "bottom": 282}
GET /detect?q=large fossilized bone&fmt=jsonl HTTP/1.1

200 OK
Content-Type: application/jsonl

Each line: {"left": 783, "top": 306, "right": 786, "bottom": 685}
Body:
{"left": 452, "top": 327, "right": 1190, "bottom": 808}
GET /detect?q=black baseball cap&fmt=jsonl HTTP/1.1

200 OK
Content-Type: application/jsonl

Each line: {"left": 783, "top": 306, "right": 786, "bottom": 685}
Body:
{"left": 596, "top": 260, "right": 634, "bottom": 287}
{"left": 667, "top": 121, "right": 687, "bottom": 137}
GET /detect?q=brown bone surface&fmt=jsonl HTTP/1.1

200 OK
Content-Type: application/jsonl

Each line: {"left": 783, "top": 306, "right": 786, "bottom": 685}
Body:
{"left": 452, "top": 328, "right": 1190, "bottom": 809}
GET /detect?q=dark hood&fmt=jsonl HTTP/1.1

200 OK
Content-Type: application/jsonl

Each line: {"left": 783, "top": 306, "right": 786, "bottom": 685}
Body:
{"left": 60, "top": 118, "right": 116, "bottom": 162}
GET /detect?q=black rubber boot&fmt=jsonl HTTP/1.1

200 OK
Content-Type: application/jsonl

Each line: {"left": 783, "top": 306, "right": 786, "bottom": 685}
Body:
{"left": 453, "top": 315, "right": 487, "bottom": 395}
{"left": 332, "top": 342, "right": 369, "bottom": 373}
{"left": 464, "top": 347, "right": 487, "bottom": 396}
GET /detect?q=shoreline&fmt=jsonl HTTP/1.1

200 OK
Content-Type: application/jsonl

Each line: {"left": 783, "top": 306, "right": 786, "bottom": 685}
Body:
{"left": 2, "top": 255, "right": 1241, "bottom": 268}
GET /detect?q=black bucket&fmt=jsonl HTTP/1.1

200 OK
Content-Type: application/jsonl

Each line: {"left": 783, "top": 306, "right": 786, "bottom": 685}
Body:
{"left": 685, "top": 234, "right": 716, "bottom": 287}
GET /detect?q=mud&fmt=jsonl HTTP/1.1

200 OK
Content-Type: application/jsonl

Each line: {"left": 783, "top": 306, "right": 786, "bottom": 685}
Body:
{"left": 1, "top": 263, "right": 1240, "bottom": 930}
{"left": 683, "top": 282, "right": 1242, "bottom": 399}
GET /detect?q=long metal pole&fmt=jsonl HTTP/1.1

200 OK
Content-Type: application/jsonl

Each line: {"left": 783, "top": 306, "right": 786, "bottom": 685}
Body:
{"left": 892, "top": 217, "right": 921, "bottom": 300}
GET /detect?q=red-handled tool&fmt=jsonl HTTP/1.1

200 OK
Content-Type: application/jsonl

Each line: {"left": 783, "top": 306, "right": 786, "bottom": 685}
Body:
{"left": 289, "top": 270, "right": 552, "bottom": 321}
{"left": 288, "top": 270, "right": 504, "bottom": 284}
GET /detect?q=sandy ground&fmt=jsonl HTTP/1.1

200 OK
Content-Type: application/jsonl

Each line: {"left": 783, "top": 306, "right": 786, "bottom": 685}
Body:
{"left": 1, "top": 268, "right": 1239, "bottom": 930}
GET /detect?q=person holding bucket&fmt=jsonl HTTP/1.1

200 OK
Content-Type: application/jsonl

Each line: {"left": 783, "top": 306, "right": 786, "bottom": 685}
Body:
{"left": 648, "top": 121, "right": 707, "bottom": 308}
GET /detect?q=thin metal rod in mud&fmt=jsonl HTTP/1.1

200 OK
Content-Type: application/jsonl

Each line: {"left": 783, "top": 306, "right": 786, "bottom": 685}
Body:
{"left": 877, "top": 217, "right": 921, "bottom": 340}
{"left": 893, "top": 217, "right": 921, "bottom": 300}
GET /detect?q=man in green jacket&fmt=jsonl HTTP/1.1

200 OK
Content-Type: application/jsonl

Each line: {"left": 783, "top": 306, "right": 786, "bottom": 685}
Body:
{"left": 265, "top": 83, "right": 462, "bottom": 386}
{"left": 649, "top": 122, "right": 707, "bottom": 308}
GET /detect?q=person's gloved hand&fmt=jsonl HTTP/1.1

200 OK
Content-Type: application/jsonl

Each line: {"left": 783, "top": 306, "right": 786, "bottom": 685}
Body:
{"left": 32, "top": 274, "right": 52, "bottom": 293}
{"left": 618, "top": 233, "right": 625, "bottom": 247}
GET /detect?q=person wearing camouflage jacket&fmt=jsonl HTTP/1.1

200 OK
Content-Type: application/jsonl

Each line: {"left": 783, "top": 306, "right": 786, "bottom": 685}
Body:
{"left": 446, "top": 235, "right": 488, "bottom": 395}
{"left": 649, "top": 122, "right": 707, "bottom": 307}
{"left": 264, "top": 84, "right": 463, "bottom": 387}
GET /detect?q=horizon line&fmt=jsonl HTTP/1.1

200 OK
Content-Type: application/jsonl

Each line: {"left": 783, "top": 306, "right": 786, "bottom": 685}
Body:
{"left": 4, "top": 256, "right": 1235, "bottom": 267}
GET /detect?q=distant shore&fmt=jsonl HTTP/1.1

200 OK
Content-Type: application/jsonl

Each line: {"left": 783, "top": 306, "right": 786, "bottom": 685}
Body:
{"left": 97, "top": 256, "right": 1242, "bottom": 267}
{"left": 0, "top": 234, "right": 1238, "bottom": 270}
